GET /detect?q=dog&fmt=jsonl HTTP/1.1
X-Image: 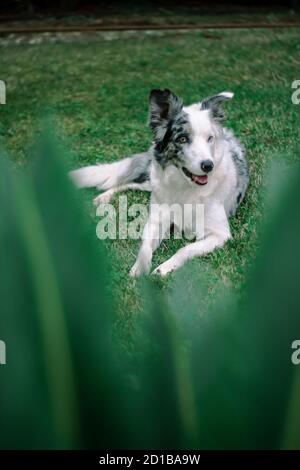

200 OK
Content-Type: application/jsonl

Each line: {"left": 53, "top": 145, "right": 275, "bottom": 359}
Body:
{"left": 70, "top": 89, "right": 248, "bottom": 276}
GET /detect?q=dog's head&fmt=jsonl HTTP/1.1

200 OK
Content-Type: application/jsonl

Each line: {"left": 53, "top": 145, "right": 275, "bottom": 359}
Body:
{"left": 149, "top": 89, "right": 233, "bottom": 186}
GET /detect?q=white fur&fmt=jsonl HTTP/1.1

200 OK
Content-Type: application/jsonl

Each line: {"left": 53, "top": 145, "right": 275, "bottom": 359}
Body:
{"left": 93, "top": 181, "right": 151, "bottom": 206}
{"left": 219, "top": 91, "right": 234, "bottom": 99}
{"left": 70, "top": 158, "right": 133, "bottom": 190}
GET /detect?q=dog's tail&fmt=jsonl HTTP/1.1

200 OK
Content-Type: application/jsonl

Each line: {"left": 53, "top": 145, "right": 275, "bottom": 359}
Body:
{"left": 69, "top": 152, "right": 151, "bottom": 190}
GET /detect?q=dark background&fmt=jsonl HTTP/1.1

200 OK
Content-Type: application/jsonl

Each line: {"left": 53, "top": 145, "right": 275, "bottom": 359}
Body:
{"left": 1, "top": 1, "right": 300, "bottom": 18}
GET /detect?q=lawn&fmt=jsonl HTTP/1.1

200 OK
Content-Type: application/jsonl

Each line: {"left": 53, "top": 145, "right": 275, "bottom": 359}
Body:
{"left": 0, "top": 27, "right": 299, "bottom": 346}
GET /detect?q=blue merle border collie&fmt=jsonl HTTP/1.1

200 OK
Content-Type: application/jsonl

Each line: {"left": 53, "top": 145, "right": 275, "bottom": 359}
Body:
{"left": 70, "top": 89, "right": 248, "bottom": 276}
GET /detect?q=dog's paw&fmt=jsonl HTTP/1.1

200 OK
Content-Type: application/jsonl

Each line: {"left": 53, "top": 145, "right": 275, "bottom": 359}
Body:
{"left": 129, "top": 263, "right": 145, "bottom": 277}
{"left": 152, "top": 260, "right": 177, "bottom": 277}
{"left": 129, "top": 263, "right": 141, "bottom": 277}
{"left": 93, "top": 190, "right": 114, "bottom": 206}
{"left": 129, "top": 260, "right": 151, "bottom": 277}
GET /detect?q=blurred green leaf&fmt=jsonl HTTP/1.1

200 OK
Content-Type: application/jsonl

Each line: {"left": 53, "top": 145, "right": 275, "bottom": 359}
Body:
{"left": 1, "top": 135, "right": 300, "bottom": 450}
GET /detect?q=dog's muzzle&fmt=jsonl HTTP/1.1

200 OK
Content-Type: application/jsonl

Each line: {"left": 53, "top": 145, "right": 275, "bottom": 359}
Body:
{"left": 182, "top": 167, "right": 208, "bottom": 185}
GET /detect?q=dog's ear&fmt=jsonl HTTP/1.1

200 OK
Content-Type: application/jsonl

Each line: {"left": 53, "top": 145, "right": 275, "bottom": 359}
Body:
{"left": 149, "top": 89, "right": 183, "bottom": 136}
{"left": 200, "top": 91, "right": 234, "bottom": 122}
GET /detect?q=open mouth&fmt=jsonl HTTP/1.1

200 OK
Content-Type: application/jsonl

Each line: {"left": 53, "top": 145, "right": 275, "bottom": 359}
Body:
{"left": 182, "top": 167, "right": 208, "bottom": 186}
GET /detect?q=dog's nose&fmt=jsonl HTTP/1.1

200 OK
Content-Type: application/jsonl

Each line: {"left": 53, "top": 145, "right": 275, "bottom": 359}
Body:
{"left": 201, "top": 160, "right": 214, "bottom": 173}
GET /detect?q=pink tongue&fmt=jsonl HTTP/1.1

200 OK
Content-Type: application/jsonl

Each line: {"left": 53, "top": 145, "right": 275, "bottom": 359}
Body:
{"left": 193, "top": 175, "right": 208, "bottom": 184}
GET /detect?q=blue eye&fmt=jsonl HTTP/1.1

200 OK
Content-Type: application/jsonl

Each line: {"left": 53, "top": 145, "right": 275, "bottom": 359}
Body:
{"left": 207, "top": 135, "right": 214, "bottom": 143}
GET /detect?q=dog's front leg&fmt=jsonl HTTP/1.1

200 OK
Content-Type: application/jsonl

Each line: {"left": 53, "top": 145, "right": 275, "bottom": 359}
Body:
{"left": 129, "top": 205, "right": 170, "bottom": 277}
{"left": 152, "top": 204, "right": 231, "bottom": 276}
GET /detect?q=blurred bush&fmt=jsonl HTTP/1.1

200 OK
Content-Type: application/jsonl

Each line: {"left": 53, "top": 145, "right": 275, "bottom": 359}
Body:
{"left": 0, "top": 135, "right": 299, "bottom": 449}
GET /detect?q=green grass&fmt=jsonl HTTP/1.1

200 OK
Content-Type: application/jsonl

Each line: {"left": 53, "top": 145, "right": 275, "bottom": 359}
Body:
{"left": 0, "top": 27, "right": 299, "bottom": 346}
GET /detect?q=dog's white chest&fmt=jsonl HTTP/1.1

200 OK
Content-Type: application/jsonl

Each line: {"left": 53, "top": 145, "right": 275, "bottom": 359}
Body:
{"left": 150, "top": 165, "right": 208, "bottom": 239}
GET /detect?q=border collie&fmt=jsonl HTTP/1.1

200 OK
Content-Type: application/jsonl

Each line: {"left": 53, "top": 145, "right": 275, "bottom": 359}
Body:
{"left": 70, "top": 89, "right": 248, "bottom": 276}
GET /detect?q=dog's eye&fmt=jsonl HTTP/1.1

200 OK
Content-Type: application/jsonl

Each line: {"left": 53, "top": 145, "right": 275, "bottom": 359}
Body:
{"left": 207, "top": 135, "right": 214, "bottom": 143}
{"left": 178, "top": 136, "right": 188, "bottom": 144}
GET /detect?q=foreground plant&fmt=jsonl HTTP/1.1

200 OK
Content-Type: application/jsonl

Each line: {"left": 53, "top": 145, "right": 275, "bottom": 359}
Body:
{"left": 0, "top": 136, "right": 299, "bottom": 449}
